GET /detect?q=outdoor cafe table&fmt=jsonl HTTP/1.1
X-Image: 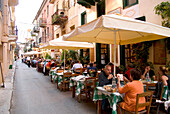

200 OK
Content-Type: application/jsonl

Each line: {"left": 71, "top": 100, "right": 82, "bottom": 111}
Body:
{"left": 69, "top": 75, "right": 92, "bottom": 98}
{"left": 142, "top": 80, "right": 169, "bottom": 100}
{"left": 93, "top": 81, "right": 169, "bottom": 114}
{"left": 93, "top": 86, "right": 123, "bottom": 114}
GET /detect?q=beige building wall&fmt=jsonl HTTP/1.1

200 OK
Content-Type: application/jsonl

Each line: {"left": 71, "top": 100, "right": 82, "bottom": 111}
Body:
{"left": 106, "top": 0, "right": 122, "bottom": 14}
{"left": 139, "top": 0, "right": 169, "bottom": 75}
{"left": 0, "top": 0, "right": 18, "bottom": 80}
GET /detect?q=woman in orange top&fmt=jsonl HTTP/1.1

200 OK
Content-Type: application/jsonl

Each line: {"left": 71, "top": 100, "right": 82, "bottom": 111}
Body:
{"left": 117, "top": 68, "right": 145, "bottom": 112}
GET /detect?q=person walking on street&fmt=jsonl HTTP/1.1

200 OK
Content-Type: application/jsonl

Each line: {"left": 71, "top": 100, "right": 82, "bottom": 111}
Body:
{"left": 27, "top": 56, "right": 31, "bottom": 68}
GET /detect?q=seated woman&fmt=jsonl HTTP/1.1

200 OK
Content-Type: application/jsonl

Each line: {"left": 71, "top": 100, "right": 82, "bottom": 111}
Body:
{"left": 117, "top": 68, "right": 145, "bottom": 112}
{"left": 159, "top": 66, "right": 170, "bottom": 89}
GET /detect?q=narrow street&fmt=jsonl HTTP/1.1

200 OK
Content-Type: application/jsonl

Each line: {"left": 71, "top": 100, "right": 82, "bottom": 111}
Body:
{"left": 11, "top": 61, "right": 96, "bottom": 114}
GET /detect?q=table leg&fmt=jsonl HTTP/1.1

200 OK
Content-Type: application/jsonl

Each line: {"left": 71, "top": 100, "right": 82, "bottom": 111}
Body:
{"left": 97, "top": 100, "right": 101, "bottom": 114}
{"left": 72, "top": 86, "right": 75, "bottom": 98}
{"left": 57, "top": 79, "right": 59, "bottom": 89}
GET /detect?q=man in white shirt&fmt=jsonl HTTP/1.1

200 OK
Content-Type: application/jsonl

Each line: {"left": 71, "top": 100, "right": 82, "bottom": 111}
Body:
{"left": 72, "top": 60, "right": 83, "bottom": 72}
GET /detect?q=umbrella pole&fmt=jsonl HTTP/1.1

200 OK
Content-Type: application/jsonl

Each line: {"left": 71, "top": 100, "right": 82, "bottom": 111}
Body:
{"left": 64, "top": 49, "right": 65, "bottom": 70}
{"left": 114, "top": 31, "right": 116, "bottom": 76}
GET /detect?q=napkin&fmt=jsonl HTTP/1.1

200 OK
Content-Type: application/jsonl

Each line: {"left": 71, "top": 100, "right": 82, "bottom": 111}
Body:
{"left": 75, "top": 75, "right": 85, "bottom": 80}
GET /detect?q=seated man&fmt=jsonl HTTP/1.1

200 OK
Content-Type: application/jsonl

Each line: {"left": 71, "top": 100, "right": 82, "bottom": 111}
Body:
{"left": 99, "top": 65, "right": 114, "bottom": 112}
{"left": 72, "top": 60, "right": 83, "bottom": 73}
{"left": 99, "top": 65, "right": 113, "bottom": 86}
{"left": 142, "top": 63, "right": 156, "bottom": 81}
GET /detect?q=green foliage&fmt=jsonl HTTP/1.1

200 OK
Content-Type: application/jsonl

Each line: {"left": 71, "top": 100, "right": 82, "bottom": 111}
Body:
{"left": 128, "top": 42, "right": 153, "bottom": 71}
{"left": 118, "top": 65, "right": 125, "bottom": 72}
{"left": 45, "top": 53, "right": 51, "bottom": 59}
{"left": 154, "top": 1, "right": 170, "bottom": 27}
{"left": 61, "top": 50, "right": 69, "bottom": 61}
{"left": 133, "top": 62, "right": 154, "bottom": 72}
{"left": 69, "top": 50, "right": 78, "bottom": 61}
{"left": 132, "top": 42, "right": 152, "bottom": 63}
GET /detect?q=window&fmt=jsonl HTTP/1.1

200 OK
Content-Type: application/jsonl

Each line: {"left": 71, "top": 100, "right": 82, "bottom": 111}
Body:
{"left": 56, "top": 33, "right": 59, "bottom": 38}
{"left": 47, "top": 27, "right": 49, "bottom": 38}
{"left": 70, "top": 25, "right": 75, "bottom": 31}
{"left": 123, "top": 0, "right": 138, "bottom": 8}
{"left": 62, "top": 30, "right": 66, "bottom": 35}
{"left": 47, "top": 5, "right": 49, "bottom": 17}
{"left": 81, "top": 11, "right": 87, "bottom": 25}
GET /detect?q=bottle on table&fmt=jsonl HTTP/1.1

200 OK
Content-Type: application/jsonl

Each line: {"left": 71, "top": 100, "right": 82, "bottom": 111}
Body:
{"left": 112, "top": 76, "right": 117, "bottom": 88}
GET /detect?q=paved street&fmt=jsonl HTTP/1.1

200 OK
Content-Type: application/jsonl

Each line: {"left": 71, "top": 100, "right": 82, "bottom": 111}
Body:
{"left": 11, "top": 61, "right": 96, "bottom": 114}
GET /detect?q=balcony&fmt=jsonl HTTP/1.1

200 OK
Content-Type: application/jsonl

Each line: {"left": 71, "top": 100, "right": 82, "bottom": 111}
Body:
{"left": 49, "top": 0, "right": 55, "bottom": 4}
{"left": 33, "top": 26, "right": 40, "bottom": 33}
{"left": 39, "top": 18, "right": 47, "bottom": 28}
{"left": 52, "top": 10, "right": 68, "bottom": 25}
{"left": 8, "top": 0, "right": 19, "bottom": 6}
{"left": 8, "top": 26, "right": 18, "bottom": 42}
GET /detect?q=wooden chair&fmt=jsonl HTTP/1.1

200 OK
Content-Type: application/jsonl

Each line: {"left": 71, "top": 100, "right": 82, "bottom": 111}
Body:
{"left": 146, "top": 83, "right": 165, "bottom": 114}
{"left": 122, "top": 91, "right": 153, "bottom": 114}
{"left": 79, "top": 77, "right": 96, "bottom": 102}
{"left": 60, "top": 72, "right": 72, "bottom": 91}
{"left": 75, "top": 68, "right": 83, "bottom": 75}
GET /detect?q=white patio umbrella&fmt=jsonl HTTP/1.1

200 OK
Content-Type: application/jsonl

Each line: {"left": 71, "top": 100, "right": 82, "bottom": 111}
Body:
{"left": 40, "top": 36, "right": 94, "bottom": 70}
{"left": 24, "top": 51, "right": 42, "bottom": 55}
{"left": 63, "top": 14, "right": 170, "bottom": 75}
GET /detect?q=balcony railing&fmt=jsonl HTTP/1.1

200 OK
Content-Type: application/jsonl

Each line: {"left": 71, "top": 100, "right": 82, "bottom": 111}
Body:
{"left": 39, "top": 18, "right": 47, "bottom": 28}
{"left": 8, "top": 26, "right": 18, "bottom": 42}
{"left": 9, "top": 26, "right": 18, "bottom": 36}
{"left": 33, "top": 26, "right": 40, "bottom": 33}
{"left": 52, "top": 9, "right": 68, "bottom": 25}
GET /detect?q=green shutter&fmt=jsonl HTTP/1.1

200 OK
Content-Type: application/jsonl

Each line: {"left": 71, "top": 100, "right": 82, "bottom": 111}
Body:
{"left": 120, "top": 45, "right": 125, "bottom": 67}
{"left": 77, "top": 0, "right": 91, "bottom": 8}
{"left": 96, "top": 43, "right": 101, "bottom": 68}
{"left": 84, "top": 0, "right": 95, "bottom": 5}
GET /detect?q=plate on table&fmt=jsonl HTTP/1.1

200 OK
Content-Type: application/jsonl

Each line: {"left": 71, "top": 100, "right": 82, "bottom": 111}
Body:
{"left": 104, "top": 85, "right": 117, "bottom": 92}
